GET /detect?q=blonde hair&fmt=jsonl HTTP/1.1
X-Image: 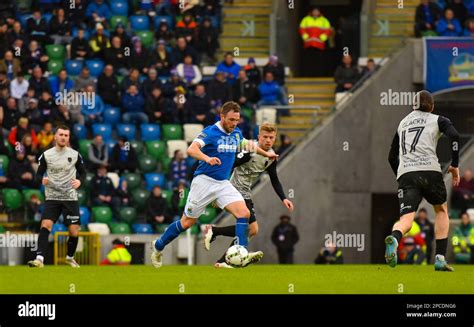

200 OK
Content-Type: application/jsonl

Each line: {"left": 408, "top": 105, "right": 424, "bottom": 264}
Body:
{"left": 259, "top": 123, "right": 277, "bottom": 134}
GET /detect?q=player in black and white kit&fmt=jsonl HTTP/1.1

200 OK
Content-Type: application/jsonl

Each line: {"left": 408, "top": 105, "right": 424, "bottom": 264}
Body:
{"left": 203, "top": 123, "right": 295, "bottom": 268}
{"left": 386, "top": 90, "right": 460, "bottom": 271}
{"left": 28, "top": 126, "right": 86, "bottom": 268}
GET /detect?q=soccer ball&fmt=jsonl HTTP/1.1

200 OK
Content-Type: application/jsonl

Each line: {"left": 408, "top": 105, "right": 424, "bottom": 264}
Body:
{"left": 225, "top": 245, "right": 248, "bottom": 268}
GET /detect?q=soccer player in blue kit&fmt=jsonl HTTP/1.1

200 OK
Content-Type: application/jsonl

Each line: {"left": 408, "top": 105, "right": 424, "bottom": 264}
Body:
{"left": 150, "top": 101, "right": 279, "bottom": 268}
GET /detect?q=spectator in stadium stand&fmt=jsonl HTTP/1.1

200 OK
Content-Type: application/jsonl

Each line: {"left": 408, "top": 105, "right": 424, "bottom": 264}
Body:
{"left": 2, "top": 97, "right": 21, "bottom": 132}
{"left": 112, "top": 22, "right": 132, "bottom": 50}
{"left": 66, "top": 98, "right": 85, "bottom": 126}
{"left": 155, "top": 21, "right": 175, "bottom": 45}
{"left": 121, "top": 68, "right": 142, "bottom": 94}
{"left": 100, "top": 239, "right": 132, "bottom": 265}
{"left": 7, "top": 21, "right": 27, "bottom": 45}
{"left": 52, "top": 104, "right": 73, "bottom": 128}
{"left": 110, "top": 137, "right": 138, "bottom": 174}
{"left": 244, "top": 57, "right": 262, "bottom": 85}
{"left": 105, "top": 36, "right": 131, "bottom": 77}
{"left": 171, "top": 36, "right": 200, "bottom": 67}
{"left": 180, "top": 0, "right": 200, "bottom": 15}
{"left": 23, "top": 99, "right": 42, "bottom": 132}
{"left": 207, "top": 70, "right": 233, "bottom": 108}
{"left": 66, "top": 0, "right": 87, "bottom": 29}
{"left": 91, "top": 165, "right": 121, "bottom": 218}
{"left": 314, "top": 242, "right": 343, "bottom": 264}
{"left": 50, "top": 69, "right": 75, "bottom": 101}
{"left": 71, "top": 27, "right": 91, "bottom": 60}
{"left": 447, "top": 0, "right": 468, "bottom": 26}
{"left": 8, "top": 117, "right": 38, "bottom": 148}
{"left": 334, "top": 54, "right": 360, "bottom": 93}
{"left": 86, "top": 0, "right": 111, "bottom": 28}
{"left": 49, "top": 8, "right": 72, "bottom": 46}
{"left": 299, "top": 7, "right": 332, "bottom": 77}
{"left": 151, "top": 39, "right": 173, "bottom": 77}
{"left": 122, "top": 84, "right": 148, "bottom": 124}
{"left": 176, "top": 54, "right": 202, "bottom": 88}
{"left": 21, "top": 134, "right": 38, "bottom": 170}
{"left": 176, "top": 12, "right": 198, "bottom": 46}
{"left": 238, "top": 115, "right": 251, "bottom": 139}
{"left": 414, "top": 208, "right": 435, "bottom": 264}
{"left": 162, "top": 69, "right": 188, "bottom": 99}
{"left": 142, "top": 68, "right": 162, "bottom": 99}
{"left": 130, "top": 37, "right": 151, "bottom": 75}
{"left": 146, "top": 185, "right": 172, "bottom": 226}
{"left": 184, "top": 83, "right": 213, "bottom": 125}
{"left": 29, "top": 66, "right": 50, "bottom": 97}
{"left": 233, "top": 69, "right": 259, "bottom": 110}
{"left": 197, "top": 17, "right": 219, "bottom": 63}
{"left": 169, "top": 179, "right": 187, "bottom": 217}
{"left": 263, "top": 55, "right": 285, "bottom": 87}
{"left": 277, "top": 134, "right": 292, "bottom": 156}
{"left": 19, "top": 86, "right": 37, "bottom": 114}
{"left": 415, "top": 0, "right": 441, "bottom": 37}
{"left": 24, "top": 41, "right": 49, "bottom": 74}
{"left": 169, "top": 150, "right": 188, "bottom": 187}
{"left": 8, "top": 144, "right": 37, "bottom": 190}
{"left": 0, "top": 22, "right": 8, "bottom": 58}
{"left": 74, "top": 66, "right": 96, "bottom": 91}
{"left": 10, "top": 72, "right": 29, "bottom": 100}
{"left": 452, "top": 169, "right": 474, "bottom": 212}
{"left": 398, "top": 236, "right": 426, "bottom": 264}
{"left": 436, "top": 8, "right": 462, "bottom": 36}
{"left": 37, "top": 121, "right": 54, "bottom": 151}
{"left": 81, "top": 85, "right": 104, "bottom": 125}
{"left": 271, "top": 215, "right": 300, "bottom": 264}
{"left": 0, "top": 71, "right": 9, "bottom": 90}
{"left": 216, "top": 52, "right": 240, "bottom": 86}
{"left": 0, "top": 50, "right": 21, "bottom": 80}
{"left": 452, "top": 212, "right": 474, "bottom": 264}
{"left": 145, "top": 86, "right": 173, "bottom": 124}
{"left": 97, "top": 65, "right": 120, "bottom": 106}
{"left": 89, "top": 23, "right": 111, "bottom": 59}
{"left": 116, "top": 179, "right": 132, "bottom": 207}
{"left": 258, "top": 71, "right": 287, "bottom": 107}
{"left": 88, "top": 134, "right": 108, "bottom": 170}
{"left": 463, "top": 17, "right": 474, "bottom": 36}
{"left": 26, "top": 9, "right": 51, "bottom": 45}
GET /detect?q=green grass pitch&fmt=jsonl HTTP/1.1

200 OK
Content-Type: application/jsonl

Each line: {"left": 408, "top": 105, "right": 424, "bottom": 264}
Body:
{"left": 1, "top": 265, "right": 473, "bottom": 294}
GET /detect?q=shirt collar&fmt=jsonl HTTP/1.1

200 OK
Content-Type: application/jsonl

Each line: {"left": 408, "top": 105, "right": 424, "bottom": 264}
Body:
{"left": 215, "top": 121, "right": 230, "bottom": 135}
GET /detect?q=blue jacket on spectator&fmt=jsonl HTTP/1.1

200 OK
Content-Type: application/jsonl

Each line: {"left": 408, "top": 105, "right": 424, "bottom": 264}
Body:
{"left": 49, "top": 77, "right": 74, "bottom": 100}
{"left": 436, "top": 18, "right": 462, "bottom": 36}
{"left": 122, "top": 92, "right": 145, "bottom": 113}
{"left": 216, "top": 61, "right": 241, "bottom": 85}
{"left": 86, "top": 0, "right": 112, "bottom": 20}
{"left": 258, "top": 80, "right": 280, "bottom": 103}
{"left": 81, "top": 95, "right": 104, "bottom": 116}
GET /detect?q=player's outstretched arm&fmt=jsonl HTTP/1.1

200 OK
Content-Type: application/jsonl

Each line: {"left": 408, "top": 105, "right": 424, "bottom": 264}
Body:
{"left": 266, "top": 160, "right": 294, "bottom": 212}
{"left": 187, "top": 142, "right": 221, "bottom": 166}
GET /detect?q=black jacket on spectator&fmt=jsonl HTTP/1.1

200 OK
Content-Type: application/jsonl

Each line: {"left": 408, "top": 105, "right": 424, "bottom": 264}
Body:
{"left": 0, "top": 30, "right": 8, "bottom": 59}
{"left": 171, "top": 45, "right": 200, "bottom": 67}
{"left": 245, "top": 66, "right": 261, "bottom": 85}
{"left": 146, "top": 194, "right": 172, "bottom": 224}
{"left": 207, "top": 79, "right": 233, "bottom": 104}
{"left": 232, "top": 79, "right": 259, "bottom": 104}
{"left": 142, "top": 77, "right": 162, "bottom": 99}
{"left": 197, "top": 24, "right": 219, "bottom": 57}
{"left": 185, "top": 92, "right": 213, "bottom": 125}
{"left": 415, "top": 3, "right": 442, "bottom": 37}
{"left": 130, "top": 48, "right": 151, "bottom": 74}
{"left": 3, "top": 108, "right": 21, "bottom": 131}
{"left": 65, "top": 1, "right": 86, "bottom": 27}
{"left": 71, "top": 36, "right": 91, "bottom": 59}
{"left": 29, "top": 77, "right": 50, "bottom": 98}
{"left": 145, "top": 94, "right": 173, "bottom": 123}
{"left": 110, "top": 144, "right": 137, "bottom": 173}
{"left": 90, "top": 175, "right": 116, "bottom": 198}
{"left": 8, "top": 156, "right": 36, "bottom": 189}
{"left": 263, "top": 63, "right": 286, "bottom": 86}
{"left": 105, "top": 47, "right": 130, "bottom": 71}
{"left": 447, "top": 1, "right": 468, "bottom": 26}
{"left": 155, "top": 22, "right": 174, "bottom": 44}
{"left": 49, "top": 17, "right": 71, "bottom": 36}
{"left": 151, "top": 50, "right": 172, "bottom": 76}
{"left": 271, "top": 222, "right": 299, "bottom": 252}
{"left": 161, "top": 79, "right": 188, "bottom": 99}
{"left": 26, "top": 17, "right": 49, "bottom": 37}
{"left": 23, "top": 107, "right": 42, "bottom": 129}
{"left": 112, "top": 31, "right": 132, "bottom": 49}
{"left": 334, "top": 65, "right": 360, "bottom": 90}
{"left": 38, "top": 97, "right": 56, "bottom": 124}
{"left": 97, "top": 73, "right": 120, "bottom": 106}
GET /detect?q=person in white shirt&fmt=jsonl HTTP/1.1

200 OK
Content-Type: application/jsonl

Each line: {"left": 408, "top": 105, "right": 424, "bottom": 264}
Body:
{"left": 10, "top": 72, "right": 29, "bottom": 100}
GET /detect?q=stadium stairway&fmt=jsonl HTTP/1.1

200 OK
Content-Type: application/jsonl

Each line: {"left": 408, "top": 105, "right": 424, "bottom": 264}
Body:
{"left": 220, "top": 0, "right": 272, "bottom": 59}
{"left": 280, "top": 77, "right": 336, "bottom": 144}
{"left": 368, "top": 0, "right": 417, "bottom": 58}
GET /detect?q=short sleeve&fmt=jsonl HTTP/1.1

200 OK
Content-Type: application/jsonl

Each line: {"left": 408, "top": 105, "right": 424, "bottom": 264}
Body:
{"left": 193, "top": 129, "right": 212, "bottom": 147}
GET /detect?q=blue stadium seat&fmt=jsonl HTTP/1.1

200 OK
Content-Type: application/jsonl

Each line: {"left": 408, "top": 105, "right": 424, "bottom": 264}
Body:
{"left": 144, "top": 173, "right": 166, "bottom": 191}
{"left": 85, "top": 59, "right": 105, "bottom": 78}
{"left": 73, "top": 124, "right": 88, "bottom": 140}
{"left": 65, "top": 60, "right": 84, "bottom": 76}
{"left": 43, "top": 13, "right": 53, "bottom": 24}
{"left": 154, "top": 15, "right": 174, "bottom": 30}
{"left": 51, "top": 223, "right": 67, "bottom": 236}
{"left": 92, "top": 123, "right": 113, "bottom": 141}
{"left": 110, "top": 0, "right": 128, "bottom": 16}
{"left": 117, "top": 124, "right": 136, "bottom": 140}
{"left": 79, "top": 206, "right": 90, "bottom": 225}
{"left": 130, "top": 15, "right": 150, "bottom": 31}
{"left": 19, "top": 14, "right": 32, "bottom": 28}
{"left": 132, "top": 223, "right": 154, "bottom": 234}
{"left": 140, "top": 124, "right": 161, "bottom": 141}
{"left": 104, "top": 107, "right": 121, "bottom": 125}
{"left": 106, "top": 140, "right": 116, "bottom": 155}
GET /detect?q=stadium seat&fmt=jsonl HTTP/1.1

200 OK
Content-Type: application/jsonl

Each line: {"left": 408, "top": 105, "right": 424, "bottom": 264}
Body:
{"left": 118, "top": 207, "right": 137, "bottom": 224}
{"left": 2, "top": 189, "right": 23, "bottom": 210}
{"left": 136, "top": 30, "right": 153, "bottom": 48}
{"left": 17, "top": 0, "right": 32, "bottom": 12}
{"left": 155, "top": 223, "right": 169, "bottom": 234}
{"left": 77, "top": 188, "right": 87, "bottom": 206}
{"left": 132, "top": 223, "right": 154, "bottom": 234}
{"left": 183, "top": 124, "right": 203, "bottom": 143}
{"left": 130, "top": 140, "right": 144, "bottom": 155}
{"left": 87, "top": 223, "right": 110, "bottom": 235}
{"left": 79, "top": 206, "right": 91, "bottom": 225}
{"left": 86, "top": 59, "right": 105, "bottom": 78}
{"left": 131, "top": 189, "right": 149, "bottom": 209}
{"left": 256, "top": 108, "right": 277, "bottom": 125}
{"left": 106, "top": 140, "right": 117, "bottom": 155}
{"left": 110, "top": 0, "right": 128, "bottom": 16}
{"left": 46, "top": 44, "right": 65, "bottom": 60}
{"left": 72, "top": 27, "right": 90, "bottom": 40}
{"left": 140, "top": 124, "right": 161, "bottom": 141}
{"left": 160, "top": 156, "right": 171, "bottom": 174}
{"left": 51, "top": 223, "right": 67, "bottom": 236}
{"left": 47, "top": 60, "right": 63, "bottom": 75}
{"left": 83, "top": 173, "right": 95, "bottom": 192}
{"left": 242, "top": 108, "right": 254, "bottom": 121}
{"left": 0, "top": 225, "right": 5, "bottom": 233}
{"left": 117, "top": 124, "right": 136, "bottom": 140}
{"left": 110, "top": 15, "right": 128, "bottom": 29}
{"left": 65, "top": 60, "right": 84, "bottom": 76}
{"left": 167, "top": 140, "right": 188, "bottom": 158}
{"left": 0, "top": 154, "right": 10, "bottom": 173}
{"left": 199, "top": 207, "right": 217, "bottom": 224}
{"left": 162, "top": 124, "right": 183, "bottom": 141}
{"left": 190, "top": 224, "right": 199, "bottom": 235}
{"left": 122, "top": 173, "right": 142, "bottom": 190}
{"left": 92, "top": 206, "right": 113, "bottom": 224}
{"left": 178, "top": 188, "right": 189, "bottom": 210}
{"left": 110, "top": 222, "right": 131, "bottom": 234}
{"left": 138, "top": 155, "right": 157, "bottom": 173}
{"left": 43, "top": 13, "right": 53, "bottom": 24}
{"left": 22, "top": 189, "right": 44, "bottom": 202}
{"left": 144, "top": 173, "right": 166, "bottom": 191}
{"left": 160, "top": 189, "right": 173, "bottom": 205}
{"left": 73, "top": 124, "right": 87, "bottom": 140}
{"left": 104, "top": 107, "right": 121, "bottom": 125}
{"left": 154, "top": 15, "right": 174, "bottom": 30}
{"left": 92, "top": 123, "right": 113, "bottom": 141}
{"left": 19, "top": 14, "right": 32, "bottom": 28}
{"left": 145, "top": 140, "right": 166, "bottom": 161}
{"left": 130, "top": 15, "right": 149, "bottom": 31}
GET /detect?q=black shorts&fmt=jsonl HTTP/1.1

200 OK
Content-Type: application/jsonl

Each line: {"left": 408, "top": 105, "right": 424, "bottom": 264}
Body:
{"left": 41, "top": 200, "right": 81, "bottom": 226}
{"left": 245, "top": 199, "right": 257, "bottom": 224}
{"left": 397, "top": 171, "right": 447, "bottom": 216}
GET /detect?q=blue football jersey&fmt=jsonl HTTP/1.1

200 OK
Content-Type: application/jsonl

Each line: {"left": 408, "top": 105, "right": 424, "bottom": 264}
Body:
{"left": 193, "top": 122, "right": 245, "bottom": 181}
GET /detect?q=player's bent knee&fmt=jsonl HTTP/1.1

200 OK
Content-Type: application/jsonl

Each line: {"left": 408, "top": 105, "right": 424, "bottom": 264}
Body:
{"left": 434, "top": 203, "right": 448, "bottom": 214}
{"left": 181, "top": 217, "right": 197, "bottom": 229}
{"left": 40, "top": 219, "right": 53, "bottom": 231}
